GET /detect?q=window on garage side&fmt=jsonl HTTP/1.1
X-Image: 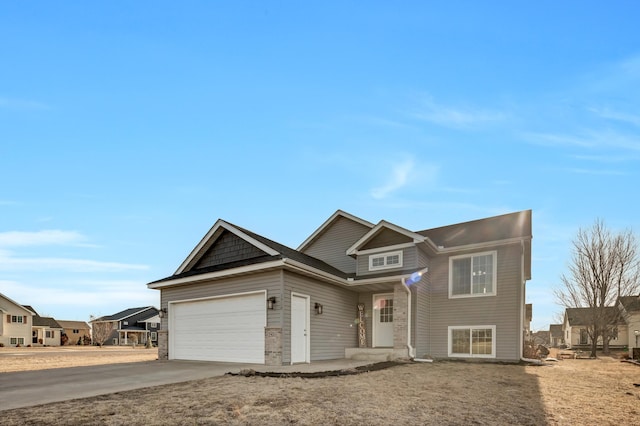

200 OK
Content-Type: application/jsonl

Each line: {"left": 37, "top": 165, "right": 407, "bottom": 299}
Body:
{"left": 448, "top": 326, "right": 496, "bottom": 358}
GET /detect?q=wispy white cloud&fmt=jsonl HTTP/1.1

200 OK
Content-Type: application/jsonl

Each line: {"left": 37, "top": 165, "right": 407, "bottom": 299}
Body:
{"left": 0, "top": 251, "right": 149, "bottom": 272}
{"left": 589, "top": 106, "right": 640, "bottom": 127}
{"left": 0, "top": 230, "right": 87, "bottom": 247}
{"left": 0, "top": 279, "right": 157, "bottom": 317}
{"left": 0, "top": 97, "right": 49, "bottom": 110}
{"left": 370, "top": 158, "right": 417, "bottom": 199}
{"left": 523, "top": 129, "right": 640, "bottom": 152}
{"left": 564, "top": 167, "right": 627, "bottom": 176}
{"left": 411, "top": 97, "right": 506, "bottom": 128}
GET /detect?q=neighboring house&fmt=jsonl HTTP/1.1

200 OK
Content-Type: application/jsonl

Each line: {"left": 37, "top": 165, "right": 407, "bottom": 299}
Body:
{"left": 524, "top": 304, "right": 533, "bottom": 340}
{"left": 23, "top": 306, "right": 63, "bottom": 346}
{"left": 148, "top": 209, "right": 533, "bottom": 365}
{"left": 563, "top": 307, "right": 628, "bottom": 350}
{"left": 57, "top": 320, "right": 92, "bottom": 345}
{"left": 0, "top": 293, "right": 34, "bottom": 347}
{"left": 617, "top": 295, "right": 640, "bottom": 358}
{"left": 92, "top": 307, "right": 160, "bottom": 346}
{"left": 549, "top": 324, "right": 564, "bottom": 347}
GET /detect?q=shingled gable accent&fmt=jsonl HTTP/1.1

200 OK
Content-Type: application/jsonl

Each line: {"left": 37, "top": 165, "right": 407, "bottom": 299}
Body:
{"left": 346, "top": 220, "right": 425, "bottom": 256}
{"left": 297, "top": 210, "right": 374, "bottom": 252}
{"left": 175, "top": 219, "right": 280, "bottom": 275}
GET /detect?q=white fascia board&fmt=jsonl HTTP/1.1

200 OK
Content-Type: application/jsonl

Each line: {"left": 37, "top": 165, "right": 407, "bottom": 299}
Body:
{"left": 0, "top": 293, "right": 35, "bottom": 315}
{"left": 148, "top": 260, "right": 286, "bottom": 289}
{"left": 346, "top": 221, "right": 425, "bottom": 255}
{"left": 433, "top": 236, "right": 531, "bottom": 254}
{"left": 353, "top": 242, "right": 415, "bottom": 255}
{"left": 175, "top": 219, "right": 280, "bottom": 275}
{"left": 297, "top": 210, "right": 374, "bottom": 251}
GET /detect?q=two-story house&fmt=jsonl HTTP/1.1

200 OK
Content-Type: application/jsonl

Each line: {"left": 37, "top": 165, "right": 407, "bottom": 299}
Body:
{"left": 0, "top": 293, "right": 34, "bottom": 347}
{"left": 91, "top": 306, "right": 160, "bottom": 346}
{"left": 148, "top": 209, "right": 532, "bottom": 365}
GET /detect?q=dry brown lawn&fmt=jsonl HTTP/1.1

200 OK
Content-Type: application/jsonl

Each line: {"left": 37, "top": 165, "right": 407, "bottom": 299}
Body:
{"left": 1, "top": 348, "right": 639, "bottom": 425}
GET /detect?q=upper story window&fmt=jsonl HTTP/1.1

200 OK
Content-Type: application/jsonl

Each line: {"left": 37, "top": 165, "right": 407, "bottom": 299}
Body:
{"left": 9, "top": 315, "right": 26, "bottom": 324}
{"left": 369, "top": 250, "right": 403, "bottom": 271}
{"left": 449, "top": 251, "right": 496, "bottom": 298}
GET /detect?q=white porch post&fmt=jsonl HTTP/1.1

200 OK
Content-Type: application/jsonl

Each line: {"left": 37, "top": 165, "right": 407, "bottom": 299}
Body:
{"left": 124, "top": 331, "right": 128, "bottom": 345}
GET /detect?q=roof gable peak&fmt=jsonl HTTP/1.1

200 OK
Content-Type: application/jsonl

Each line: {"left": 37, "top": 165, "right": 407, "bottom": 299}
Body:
{"left": 297, "top": 210, "right": 374, "bottom": 251}
{"left": 175, "top": 219, "right": 280, "bottom": 275}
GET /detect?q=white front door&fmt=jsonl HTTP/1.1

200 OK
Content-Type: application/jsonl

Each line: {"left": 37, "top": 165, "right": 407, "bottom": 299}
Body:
{"left": 373, "top": 293, "right": 394, "bottom": 347}
{"left": 291, "top": 293, "right": 309, "bottom": 363}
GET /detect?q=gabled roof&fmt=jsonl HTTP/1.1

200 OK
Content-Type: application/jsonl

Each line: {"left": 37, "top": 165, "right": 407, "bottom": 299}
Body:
{"left": 618, "top": 295, "right": 640, "bottom": 313}
{"left": 0, "top": 293, "right": 35, "bottom": 315}
{"left": 346, "top": 220, "right": 425, "bottom": 255}
{"left": 565, "top": 307, "right": 626, "bottom": 326}
{"left": 93, "top": 306, "right": 157, "bottom": 322}
{"left": 23, "top": 305, "right": 63, "bottom": 328}
{"left": 297, "top": 210, "right": 374, "bottom": 252}
{"left": 549, "top": 324, "right": 563, "bottom": 337}
{"left": 418, "top": 210, "right": 532, "bottom": 249}
{"left": 151, "top": 223, "right": 352, "bottom": 286}
{"left": 175, "top": 219, "right": 280, "bottom": 274}
{"left": 57, "top": 320, "right": 91, "bottom": 330}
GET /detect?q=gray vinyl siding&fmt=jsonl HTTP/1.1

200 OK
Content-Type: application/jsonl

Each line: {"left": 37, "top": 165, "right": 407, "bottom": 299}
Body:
{"left": 301, "top": 216, "right": 370, "bottom": 274}
{"left": 356, "top": 246, "right": 418, "bottom": 276}
{"left": 283, "top": 271, "right": 358, "bottom": 363}
{"left": 413, "top": 257, "right": 430, "bottom": 358}
{"left": 159, "top": 271, "right": 284, "bottom": 333}
{"left": 426, "top": 243, "right": 524, "bottom": 361}
{"left": 361, "top": 228, "right": 412, "bottom": 250}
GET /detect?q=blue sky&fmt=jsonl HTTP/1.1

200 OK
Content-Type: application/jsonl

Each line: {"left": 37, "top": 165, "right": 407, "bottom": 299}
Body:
{"left": 1, "top": 2, "right": 639, "bottom": 330}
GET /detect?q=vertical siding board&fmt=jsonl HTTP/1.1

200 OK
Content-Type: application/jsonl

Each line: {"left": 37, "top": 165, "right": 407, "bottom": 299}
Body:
{"left": 283, "top": 271, "right": 359, "bottom": 362}
{"left": 301, "top": 217, "right": 370, "bottom": 273}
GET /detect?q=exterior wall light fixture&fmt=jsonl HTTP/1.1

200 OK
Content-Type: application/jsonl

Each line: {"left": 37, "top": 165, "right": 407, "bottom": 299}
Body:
{"left": 267, "top": 296, "right": 276, "bottom": 310}
{"left": 315, "top": 303, "right": 323, "bottom": 315}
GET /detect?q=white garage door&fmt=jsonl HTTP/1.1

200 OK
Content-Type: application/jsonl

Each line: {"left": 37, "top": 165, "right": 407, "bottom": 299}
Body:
{"left": 170, "top": 292, "right": 266, "bottom": 363}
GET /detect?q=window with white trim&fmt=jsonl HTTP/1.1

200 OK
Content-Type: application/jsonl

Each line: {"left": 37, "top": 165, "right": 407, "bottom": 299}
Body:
{"left": 448, "top": 326, "right": 496, "bottom": 358}
{"left": 150, "top": 332, "right": 157, "bottom": 341}
{"left": 369, "top": 251, "right": 403, "bottom": 271}
{"left": 449, "top": 251, "right": 496, "bottom": 297}
{"left": 10, "top": 315, "right": 25, "bottom": 324}
{"left": 10, "top": 337, "right": 25, "bottom": 345}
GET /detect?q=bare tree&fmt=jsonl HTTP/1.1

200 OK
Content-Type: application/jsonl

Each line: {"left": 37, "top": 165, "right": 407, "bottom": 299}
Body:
{"left": 555, "top": 219, "right": 640, "bottom": 357}
{"left": 90, "top": 316, "right": 114, "bottom": 347}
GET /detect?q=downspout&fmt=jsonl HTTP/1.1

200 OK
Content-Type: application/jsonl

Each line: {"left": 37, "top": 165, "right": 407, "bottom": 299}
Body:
{"left": 400, "top": 277, "right": 415, "bottom": 359}
{"left": 401, "top": 266, "right": 429, "bottom": 360}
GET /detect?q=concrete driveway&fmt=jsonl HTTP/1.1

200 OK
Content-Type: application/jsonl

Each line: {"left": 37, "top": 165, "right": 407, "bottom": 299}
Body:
{"left": 0, "top": 358, "right": 373, "bottom": 411}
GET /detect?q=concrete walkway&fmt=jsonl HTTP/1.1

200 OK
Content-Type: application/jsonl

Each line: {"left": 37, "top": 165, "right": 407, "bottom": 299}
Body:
{"left": 0, "top": 359, "right": 374, "bottom": 411}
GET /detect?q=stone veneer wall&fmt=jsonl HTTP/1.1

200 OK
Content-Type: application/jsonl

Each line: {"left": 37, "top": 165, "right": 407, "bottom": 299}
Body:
{"left": 393, "top": 283, "right": 409, "bottom": 355}
{"left": 158, "top": 330, "right": 168, "bottom": 360}
{"left": 265, "top": 327, "right": 282, "bottom": 365}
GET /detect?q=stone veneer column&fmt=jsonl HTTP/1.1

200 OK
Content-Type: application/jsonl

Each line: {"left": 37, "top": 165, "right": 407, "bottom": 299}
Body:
{"left": 158, "top": 330, "right": 168, "bottom": 360}
{"left": 393, "top": 283, "right": 409, "bottom": 352}
{"left": 264, "top": 327, "right": 282, "bottom": 365}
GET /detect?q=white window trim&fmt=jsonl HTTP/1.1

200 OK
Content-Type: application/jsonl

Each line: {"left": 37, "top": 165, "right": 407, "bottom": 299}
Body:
{"left": 448, "top": 325, "right": 496, "bottom": 359}
{"left": 448, "top": 250, "right": 497, "bottom": 299}
{"left": 368, "top": 250, "right": 403, "bottom": 271}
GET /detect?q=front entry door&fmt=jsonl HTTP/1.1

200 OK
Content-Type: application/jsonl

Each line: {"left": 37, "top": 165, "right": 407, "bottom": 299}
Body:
{"left": 373, "top": 293, "right": 394, "bottom": 347}
{"left": 291, "top": 293, "right": 309, "bottom": 363}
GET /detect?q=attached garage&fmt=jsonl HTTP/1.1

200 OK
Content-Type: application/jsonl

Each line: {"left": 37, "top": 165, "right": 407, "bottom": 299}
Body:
{"left": 169, "top": 291, "right": 266, "bottom": 363}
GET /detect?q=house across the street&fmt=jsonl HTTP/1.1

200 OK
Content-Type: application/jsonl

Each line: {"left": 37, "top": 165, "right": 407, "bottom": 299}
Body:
{"left": 148, "top": 209, "right": 533, "bottom": 365}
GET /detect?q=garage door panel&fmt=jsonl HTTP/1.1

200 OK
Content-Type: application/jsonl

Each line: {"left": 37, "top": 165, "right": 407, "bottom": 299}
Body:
{"left": 170, "top": 293, "right": 266, "bottom": 363}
